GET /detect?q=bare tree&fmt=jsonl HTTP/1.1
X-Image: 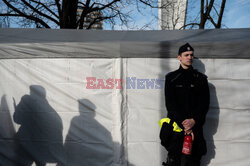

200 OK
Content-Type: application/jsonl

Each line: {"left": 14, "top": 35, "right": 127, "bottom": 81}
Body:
{"left": 0, "top": 1, "right": 10, "bottom": 27}
{"left": 184, "top": 0, "right": 227, "bottom": 29}
{"left": 0, "top": 0, "right": 168, "bottom": 29}
{"left": 159, "top": 0, "right": 188, "bottom": 30}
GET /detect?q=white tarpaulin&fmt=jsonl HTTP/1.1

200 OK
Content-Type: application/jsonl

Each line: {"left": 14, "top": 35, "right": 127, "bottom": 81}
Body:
{"left": 0, "top": 28, "right": 250, "bottom": 166}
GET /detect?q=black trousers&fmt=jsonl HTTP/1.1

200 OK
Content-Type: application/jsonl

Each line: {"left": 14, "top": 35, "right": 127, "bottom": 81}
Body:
{"left": 164, "top": 154, "right": 201, "bottom": 166}
{"left": 164, "top": 132, "right": 202, "bottom": 166}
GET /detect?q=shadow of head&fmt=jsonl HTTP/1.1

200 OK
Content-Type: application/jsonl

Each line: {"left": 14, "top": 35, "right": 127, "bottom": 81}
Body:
{"left": 30, "top": 85, "right": 46, "bottom": 98}
{"left": 193, "top": 57, "right": 206, "bottom": 74}
{"left": 78, "top": 99, "right": 96, "bottom": 117}
{"left": 0, "top": 95, "right": 8, "bottom": 111}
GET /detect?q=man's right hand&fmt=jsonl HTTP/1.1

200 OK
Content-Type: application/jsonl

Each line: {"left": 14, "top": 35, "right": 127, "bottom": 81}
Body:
{"left": 185, "top": 130, "right": 194, "bottom": 141}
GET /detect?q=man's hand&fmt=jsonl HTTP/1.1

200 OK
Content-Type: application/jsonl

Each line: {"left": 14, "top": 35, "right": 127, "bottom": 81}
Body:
{"left": 182, "top": 118, "right": 195, "bottom": 132}
{"left": 182, "top": 119, "right": 195, "bottom": 141}
{"left": 185, "top": 130, "right": 195, "bottom": 141}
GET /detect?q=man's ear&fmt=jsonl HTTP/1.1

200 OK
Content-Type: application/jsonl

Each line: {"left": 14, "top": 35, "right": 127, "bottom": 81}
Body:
{"left": 177, "top": 55, "right": 181, "bottom": 61}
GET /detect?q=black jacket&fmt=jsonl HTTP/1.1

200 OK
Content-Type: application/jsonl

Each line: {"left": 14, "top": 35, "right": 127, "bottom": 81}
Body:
{"left": 165, "top": 65, "right": 210, "bottom": 155}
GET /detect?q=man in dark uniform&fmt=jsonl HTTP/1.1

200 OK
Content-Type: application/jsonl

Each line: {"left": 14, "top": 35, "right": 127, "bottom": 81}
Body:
{"left": 161, "top": 43, "right": 210, "bottom": 166}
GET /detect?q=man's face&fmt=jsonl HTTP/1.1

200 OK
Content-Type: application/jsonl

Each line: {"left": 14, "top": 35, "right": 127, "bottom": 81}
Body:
{"left": 178, "top": 51, "right": 194, "bottom": 68}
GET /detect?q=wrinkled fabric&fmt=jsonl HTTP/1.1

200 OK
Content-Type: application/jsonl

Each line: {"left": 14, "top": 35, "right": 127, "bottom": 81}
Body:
{"left": 0, "top": 29, "right": 250, "bottom": 166}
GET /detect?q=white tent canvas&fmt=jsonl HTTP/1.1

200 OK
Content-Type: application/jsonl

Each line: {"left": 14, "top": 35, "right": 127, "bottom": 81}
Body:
{"left": 0, "top": 28, "right": 250, "bottom": 166}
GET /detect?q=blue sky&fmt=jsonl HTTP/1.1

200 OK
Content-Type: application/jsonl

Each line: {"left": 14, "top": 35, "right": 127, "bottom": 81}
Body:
{"left": 223, "top": 0, "right": 250, "bottom": 28}
{"left": 105, "top": 0, "right": 250, "bottom": 30}
{"left": 104, "top": 2, "right": 158, "bottom": 30}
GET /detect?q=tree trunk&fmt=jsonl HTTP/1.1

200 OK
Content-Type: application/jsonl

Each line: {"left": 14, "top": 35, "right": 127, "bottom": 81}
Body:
{"left": 200, "top": 0, "right": 205, "bottom": 29}
{"left": 62, "top": 0, "right": 78, "bottom": 28}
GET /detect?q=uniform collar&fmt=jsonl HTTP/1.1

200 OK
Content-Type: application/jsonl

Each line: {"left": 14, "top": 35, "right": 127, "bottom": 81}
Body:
{"left": 178, "top": 65, "right": 193, "bottom": 72}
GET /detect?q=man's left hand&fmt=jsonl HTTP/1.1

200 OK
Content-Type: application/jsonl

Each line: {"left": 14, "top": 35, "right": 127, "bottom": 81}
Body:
{"left": 182, "top": 118, "right": 195, "bottom": 132}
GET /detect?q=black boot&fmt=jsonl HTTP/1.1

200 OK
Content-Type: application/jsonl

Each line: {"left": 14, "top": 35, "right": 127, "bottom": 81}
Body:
{"left": 162, "top": 155, "right": 180, "bottom": 166}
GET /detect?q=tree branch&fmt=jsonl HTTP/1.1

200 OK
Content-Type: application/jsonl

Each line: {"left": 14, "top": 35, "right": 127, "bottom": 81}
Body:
{"left": 212, "top": 5, "right": 219, "bottom": 16}
{"left": 205, "top": 0, "right": 215, "bottom": 18}
{"left": 86, "top": 15, "right": 116, "bottom": 29}
{"left": 93, "top": 0, "right": 120, "bottom": 11}
{"left": 78, "top": 1, "right": 85, "bottom": 6}
{"left": 19, "top": 0, "right": 59, "bottom": 25}
{"left": 30, "top": 0, "right": 59, "bottom": 19}
{"left": 0, "top": 13, "right": 21, "bottom": 17}
{"left": 54, "top": 0, "right": 62, "bottom": 19}
{"left": 2, "top": 0, "right": 51, "bottom": 28}
{"left": 181, "top": 23, "right": 200, "bottom": 29}
{"left": 77, "top": 0, "right": 93, "bottom": 29}
{"left": 206, "top": 0, "right": 208, "bottom": 8}
{"left": 217, "top": 0, "right": 226, "bottom": 28}
{"left": 208, "top": 15, "right": 217, "bottom": 27}
{"left": 138, "top": 0, "right": 158, "bottom": 8}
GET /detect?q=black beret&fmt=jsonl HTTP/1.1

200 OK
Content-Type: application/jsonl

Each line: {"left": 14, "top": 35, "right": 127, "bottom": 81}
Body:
{"left": 178, "top": 43, "right": 194, "bottom": 55}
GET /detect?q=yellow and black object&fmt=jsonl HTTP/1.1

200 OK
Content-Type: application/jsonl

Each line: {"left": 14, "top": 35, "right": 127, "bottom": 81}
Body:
{"left": 159, "top": 118, "right": 183, "bottom": 149}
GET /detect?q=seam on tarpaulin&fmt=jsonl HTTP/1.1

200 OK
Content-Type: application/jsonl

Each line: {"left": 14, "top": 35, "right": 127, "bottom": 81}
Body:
{"left": 111, "top": 58, "right": 128, "bottom": 166}
{"left": 111, "top": 58, "right": 117, "bottom": 166}
{"left": 121, "top": 58, "right": 129, "bottom": 166}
